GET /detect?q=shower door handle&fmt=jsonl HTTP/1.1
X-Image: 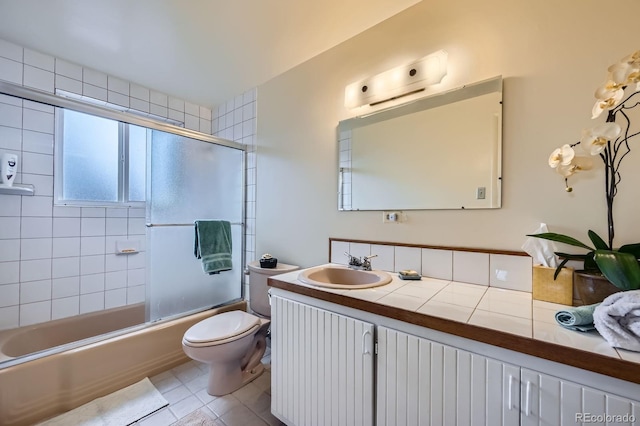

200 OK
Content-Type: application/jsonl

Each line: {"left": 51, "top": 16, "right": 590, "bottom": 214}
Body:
{"left": 362, "top": 330, "right": 372, "bottom": 355}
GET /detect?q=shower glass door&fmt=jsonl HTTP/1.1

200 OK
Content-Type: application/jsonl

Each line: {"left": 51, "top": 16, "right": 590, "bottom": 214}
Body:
{"left": 146, "top": 130, "right": 244, "bottom": 322}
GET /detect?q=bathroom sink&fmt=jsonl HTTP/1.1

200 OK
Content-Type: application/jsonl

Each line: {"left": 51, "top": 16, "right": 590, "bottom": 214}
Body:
{"left": 298, "top": 265, "right": 392, "bottom": 289}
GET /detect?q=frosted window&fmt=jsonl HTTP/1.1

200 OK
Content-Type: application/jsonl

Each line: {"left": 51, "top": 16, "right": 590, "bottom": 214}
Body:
{"left": 128, "top": 125, "right": 147, "bottom": 202}
{"left": 62, "top": 109, "right": 119, "bottom": 202}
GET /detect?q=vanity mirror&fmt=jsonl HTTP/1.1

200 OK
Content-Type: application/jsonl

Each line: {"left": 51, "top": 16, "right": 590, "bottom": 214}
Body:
{"left": 338, "top": 76, "right": 502, "bottom": 211}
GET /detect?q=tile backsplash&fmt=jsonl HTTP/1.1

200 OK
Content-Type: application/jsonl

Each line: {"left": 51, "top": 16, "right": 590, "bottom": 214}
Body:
{"left": 330, "top": 239, "right": 533, "bottom": 292}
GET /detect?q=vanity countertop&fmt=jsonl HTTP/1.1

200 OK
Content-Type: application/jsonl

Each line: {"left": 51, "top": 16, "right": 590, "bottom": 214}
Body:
{"left": 268, "top": 264, "right": 640, "bottom": 385}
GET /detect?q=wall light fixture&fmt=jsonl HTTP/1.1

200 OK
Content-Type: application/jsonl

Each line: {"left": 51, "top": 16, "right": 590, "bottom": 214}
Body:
{"left": 344, "top": 50, "right": 447, "bottom": 109}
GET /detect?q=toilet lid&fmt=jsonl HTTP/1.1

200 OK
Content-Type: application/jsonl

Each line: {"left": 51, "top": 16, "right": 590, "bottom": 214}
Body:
{"left": 183, "top": 311, "right": 261, "bottom": 344}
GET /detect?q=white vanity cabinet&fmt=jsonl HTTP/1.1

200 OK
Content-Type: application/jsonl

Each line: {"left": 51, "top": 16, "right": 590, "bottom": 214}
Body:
{"left": 378, "top": 326, "right": 640, "bottom": 426}
{"left": 270, "top": 295, "right": 375, "bottom": 426}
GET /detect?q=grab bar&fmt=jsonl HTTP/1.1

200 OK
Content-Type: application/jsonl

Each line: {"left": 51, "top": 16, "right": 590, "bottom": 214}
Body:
{"left": 145, "top": 222, "right": 243, "bottom": 227}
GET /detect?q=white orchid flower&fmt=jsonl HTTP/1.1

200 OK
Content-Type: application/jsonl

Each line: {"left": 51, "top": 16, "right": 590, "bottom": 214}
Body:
{"left": 592, "top": 84, "right": 624, "bottom": 118}
{"left": 580, "top": 122, "right": 622, "bottom": 155}
{"left": 621, "top": 51, "right": 640, "bottom": 67}
{"left": 548, "top": 144, "right": 575, "bottom": 168}
{"left": 608, "top": 61, "right": 640, "bottom": 90}
{"left": 555, "top": 156, "right": 593, "bottom": 177}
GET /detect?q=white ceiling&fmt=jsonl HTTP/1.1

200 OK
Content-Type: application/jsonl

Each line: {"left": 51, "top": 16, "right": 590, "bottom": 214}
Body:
{"left": 0, "top": 0, "right": 420, "bottom": 107}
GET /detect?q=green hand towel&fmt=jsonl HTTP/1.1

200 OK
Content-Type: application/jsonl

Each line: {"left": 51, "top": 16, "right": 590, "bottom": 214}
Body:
{"left": 555, "top": 303, "right": 600, "bottom": 332}
{"left": 194, "top": 220, "right": 232, "bottom": 274}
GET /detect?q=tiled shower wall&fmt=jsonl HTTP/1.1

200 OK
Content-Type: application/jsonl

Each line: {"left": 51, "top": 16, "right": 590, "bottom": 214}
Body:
{"left": 0, "top": 38, "right": 219, "bottom": 330}
{"left": 211, "top": 90, "right": 257, "bottom": 299}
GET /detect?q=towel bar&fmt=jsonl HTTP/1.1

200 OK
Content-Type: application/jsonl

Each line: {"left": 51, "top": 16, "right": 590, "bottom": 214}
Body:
{"left": 145, "top": 222, "right": 243, "bottom": 227}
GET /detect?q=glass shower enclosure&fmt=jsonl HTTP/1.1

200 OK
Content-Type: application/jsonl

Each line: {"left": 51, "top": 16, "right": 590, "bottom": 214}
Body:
{"left": 146, "top": 130, "right": 245, "bottom": 322}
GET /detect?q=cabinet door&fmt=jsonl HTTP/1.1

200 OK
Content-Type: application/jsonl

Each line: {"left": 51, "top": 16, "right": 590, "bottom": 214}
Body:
{"left": 521, "top": 368, "right": 639, "bottom": 426}
{"left": 376, "top": 326, "right": 520, "bottom": 426}
{"left": 271, "top": 295, "right": 375, "bottom": 426}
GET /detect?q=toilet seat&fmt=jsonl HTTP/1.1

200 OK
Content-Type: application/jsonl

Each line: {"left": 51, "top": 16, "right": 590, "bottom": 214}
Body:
{"left": 183, "top": 311, "right": 261, "bottom": 347}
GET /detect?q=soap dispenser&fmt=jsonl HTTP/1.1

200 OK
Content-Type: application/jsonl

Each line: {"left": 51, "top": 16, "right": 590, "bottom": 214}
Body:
{"left": 1, "top": 153, "right": 17, "bottom": 187}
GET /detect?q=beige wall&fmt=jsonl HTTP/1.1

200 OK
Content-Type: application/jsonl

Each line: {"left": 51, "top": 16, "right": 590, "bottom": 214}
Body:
{"left": 255, "top": 0, "right": 640, "bottom": 268}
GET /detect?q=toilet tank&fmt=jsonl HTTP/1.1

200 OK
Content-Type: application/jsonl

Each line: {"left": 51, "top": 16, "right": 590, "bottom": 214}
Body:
{"left": 248, "top": 261, "right": 299, "bottom": 317}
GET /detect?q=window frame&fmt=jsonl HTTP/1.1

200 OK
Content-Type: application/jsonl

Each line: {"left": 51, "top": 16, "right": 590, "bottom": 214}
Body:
{"left": 54, "top": 107, "right": 146, "bottom": 208}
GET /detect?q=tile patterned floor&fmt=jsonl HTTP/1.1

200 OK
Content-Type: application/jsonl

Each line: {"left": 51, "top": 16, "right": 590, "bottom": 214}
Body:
{"left": 134, "top": 347, "right": 283, "bottom": 426}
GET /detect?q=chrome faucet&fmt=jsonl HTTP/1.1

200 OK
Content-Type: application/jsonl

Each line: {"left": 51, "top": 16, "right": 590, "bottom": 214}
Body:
{"left": 344, "top": 252, "right": 377, "bottom": 271}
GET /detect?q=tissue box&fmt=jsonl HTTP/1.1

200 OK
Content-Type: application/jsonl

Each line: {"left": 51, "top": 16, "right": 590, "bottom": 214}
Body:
{"left": 532, "top": 265, "right": 573, "bottom": 305}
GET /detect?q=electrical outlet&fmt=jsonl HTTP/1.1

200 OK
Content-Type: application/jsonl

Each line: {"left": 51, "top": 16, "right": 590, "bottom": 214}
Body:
{"left": 476, "top": 187, "right": 486, "bottom": 200}
{"left": 383, "top": 211, "right": 402, "bottom": 223}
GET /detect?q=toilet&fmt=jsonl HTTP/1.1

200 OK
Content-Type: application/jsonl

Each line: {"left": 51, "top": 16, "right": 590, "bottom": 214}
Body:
{"left": 182, "top": 310, "right": 270, "bottom": 396}
{"left": 248, "top": 261, "right": 299, "bottom": 317}
{"left": 182, "top": 260, "right": 299, "bottom": 396}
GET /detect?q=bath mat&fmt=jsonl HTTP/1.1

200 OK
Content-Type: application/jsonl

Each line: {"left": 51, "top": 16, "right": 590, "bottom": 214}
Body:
{"left": 37, "top": 377, "right": 168, "bottom": 426}
{"left": 173, "top": 409, "right": 218, "bottom": 425}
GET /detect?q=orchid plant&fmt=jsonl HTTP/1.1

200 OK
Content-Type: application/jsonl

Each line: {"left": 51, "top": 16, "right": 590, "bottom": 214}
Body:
{"left": 529, "top": 51, "right": 640, "bottom": 291}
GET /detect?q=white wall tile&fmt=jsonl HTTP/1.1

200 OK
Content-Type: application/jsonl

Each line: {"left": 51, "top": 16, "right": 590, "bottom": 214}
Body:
{"left": 20, "top": 279, "right": 51, "bottom": 303}
{"left": 55, "top": 74, "right": 83, "bottom": 94}
{"left": 185, "top": 102, "right": 199, "bottom": 117}
{"left": 20, "top": 258, "right": 51, "bottom": 282}
{"left": 128, "top": 208, "right": 145, "bottom": 218}
{"left": 0, "top": 102, "right": 22, "bottom": 128}
{"left": 106, "top": 218, "right": 128, "bottom": 236}
{"left": 200, "top": 119, "right": 212, "bottom": 134}
{"left": 23, "top": 108, "right": 54, "bottom": 133}
{"left": 23, "top": 65, "right": 54, "bottom": 92}
{"left": 105, "top": 288, "right": 127, "bottom": 309}
{"left": 150, "top": 90, "right": 167, "bottom": 106}
{"left": 83, "top": 68, "right": 107, "bottom": 88}
{"left": 55, "top": 58, "right": 82, "bottom": 80}
{"left": 52, "top": 256, "right": 79, "bottom": 278}
{"left": 489, "top": 254, "right": 533, "bottom": 292}
{"left": 83, "top": 83, "right": 107, "bottom": 102}
{"left": 105, "top": 270, "right": 127, "bottom": 290}
{"left": 0, "top": 283, "right": 19, "bottom": 307}
{"left": 80, "top": 273, "right": 105, "bottom": 294}
{"left": 21, "top": 217, "right": 52, "bottom": 238}
{"left": 0, "top": 57, "right": 23, "bottom": 85}
{"left": 107, "top": 76, "right": 129, "bottom": 95}
{"left": 199, "top": 106, "right": 212, "bottom": 119}
{"left": 52, "top": 276, "right": 79, "bottom": 298}
{"left": 185, "top": 114, "right": 199, "bottom": 131}
{"left": 24, "top": 49, "right": 54, "bottom": 71}
{"left": 53, "top": 206, "right": 81, "bottom": 217}
{"left": 22, "top": 152, "right": 53, "bottom": 175}
{"left": 421, "top": 248, "right": 453, "bottom": 280}
{"left": 128, "top": 218, "right": 146, "bottom": 235}
{"left": 129, "top": 97, "right": 149, "bottom": 113}
{"left": 127, "top": 268, "right": 145, "bottom": 286}
{"left": 453, "top": 251, "right": 490, "bottom": 285}
{"left": 22, "top": 130, "right": 54, "bottom": 154}
{"left": 168, "top": 108, "right": 185, "bottom": 123}
{"left": 80, "top": 236, "right": 106, "bottom": 256}
{"left": 53, "top": 217, "right": 80, "bottom": 237}
{"left": 349, "top": 243, "right": 370, "bottom": 260}
{"left": 52, "top": 237, "right": 81, "bottom": 258}
{"left": 22, "top": 174, "right": 53, "bottom": 196}
{"left": 24, "top": 100, "right": 53, "bottom": 113}
{"left": 366, "top": 244, "right": 392, "bottom": 271}
{"left": 127, "top": 285, "right": 145, "bottom": 304}
{"left": 81, "top": 207, "right": 106, "bottom": 218}
{"left": 20, "top": 237, "right": 52, "bottom": 260}
{"left": 107, "top": 90, "right": 129, "bottom": 108}
{"left": 0, "top": 239, "right": 20, "bottom": 262}
{"left": 51, "top": 296, "right": 79, "bottom": 319}
{"left": 81, "top": 217, "right": 105, "bottom": 236}
{"left": 149, "top": 103, "right": 168, "bottom": 118}
{"left": 168, "top": 97, "right": 185, "bottom": 112}
{"left": 0, "top": 217, "right": 20, "bottom": 239}
{"left": 330, "top": 240, "right": 349, "bottom": 264}
{"left": 80, "top": 254, "right": 105, "bottom": 275}
{"left": 80, "top": 292, "right": 103, "bottom": 314}
{"left": 0, "top": 195, "right": 21, "bottom": 216}
{"left": 20, "top": 300, "right": 51, "bottom": 325}
{"left": 106, "top": 208, "right": 128, "bottom": 218}
{"left": 0, "top": 261, "right": 19, "bottom": 285}
{"left": 394, "top": 246, "right": 421, "bottom": 274}
{"left": 105, "top": 253, "right": 127, "bottom": 272}
{"left": 130, "top": 84, "right": 149, "bottom": 101}
{"left": 21, "top": 196, "right": 53, "bottom": 217}
{"left": 0, "top": 125, "right": 21, "bottom": 150}
{"left": 127, "top": 252, "right": 145, "bottom": 269}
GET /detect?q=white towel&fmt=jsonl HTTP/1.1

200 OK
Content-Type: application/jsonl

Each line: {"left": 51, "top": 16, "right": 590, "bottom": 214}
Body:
{"left": 593, "top": 290, "right": 640, "bottom": 352}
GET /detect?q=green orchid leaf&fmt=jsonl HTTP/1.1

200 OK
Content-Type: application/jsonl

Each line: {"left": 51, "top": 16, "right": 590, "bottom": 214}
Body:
{"left": 526, "top": 233, "right": 593, "bottom": 250}
{"left": 594, "top": 250, "right": 640, "bottom": 291}
{"left": 584, "top": 252, "right": 598, "bottom": 271}
{"left": 619, "top": 243, "right": 640, "bottom": 258}
{"left": 554, "top": 252, "right": 587, "bottom": 261}
{"left": 553, "top": 258, "right": 571, "bottom": 280}
{"left": 588, "top": 230, "right": 609, "bottom": 250}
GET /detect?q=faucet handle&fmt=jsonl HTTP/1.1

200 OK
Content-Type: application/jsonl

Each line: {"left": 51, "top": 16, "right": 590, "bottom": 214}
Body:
{"left": 364, "top": 254, "right": 378, "bottom": 261}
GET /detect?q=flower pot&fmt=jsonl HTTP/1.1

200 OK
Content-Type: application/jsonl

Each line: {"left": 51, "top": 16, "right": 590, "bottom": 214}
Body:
{"left": 573, "top": 270, "right": 620, "bottom": 305}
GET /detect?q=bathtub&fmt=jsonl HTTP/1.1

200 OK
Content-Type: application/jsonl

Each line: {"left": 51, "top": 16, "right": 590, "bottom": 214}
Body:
{"left": 0, "top": 300, "right": 246, "bottom": 426}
